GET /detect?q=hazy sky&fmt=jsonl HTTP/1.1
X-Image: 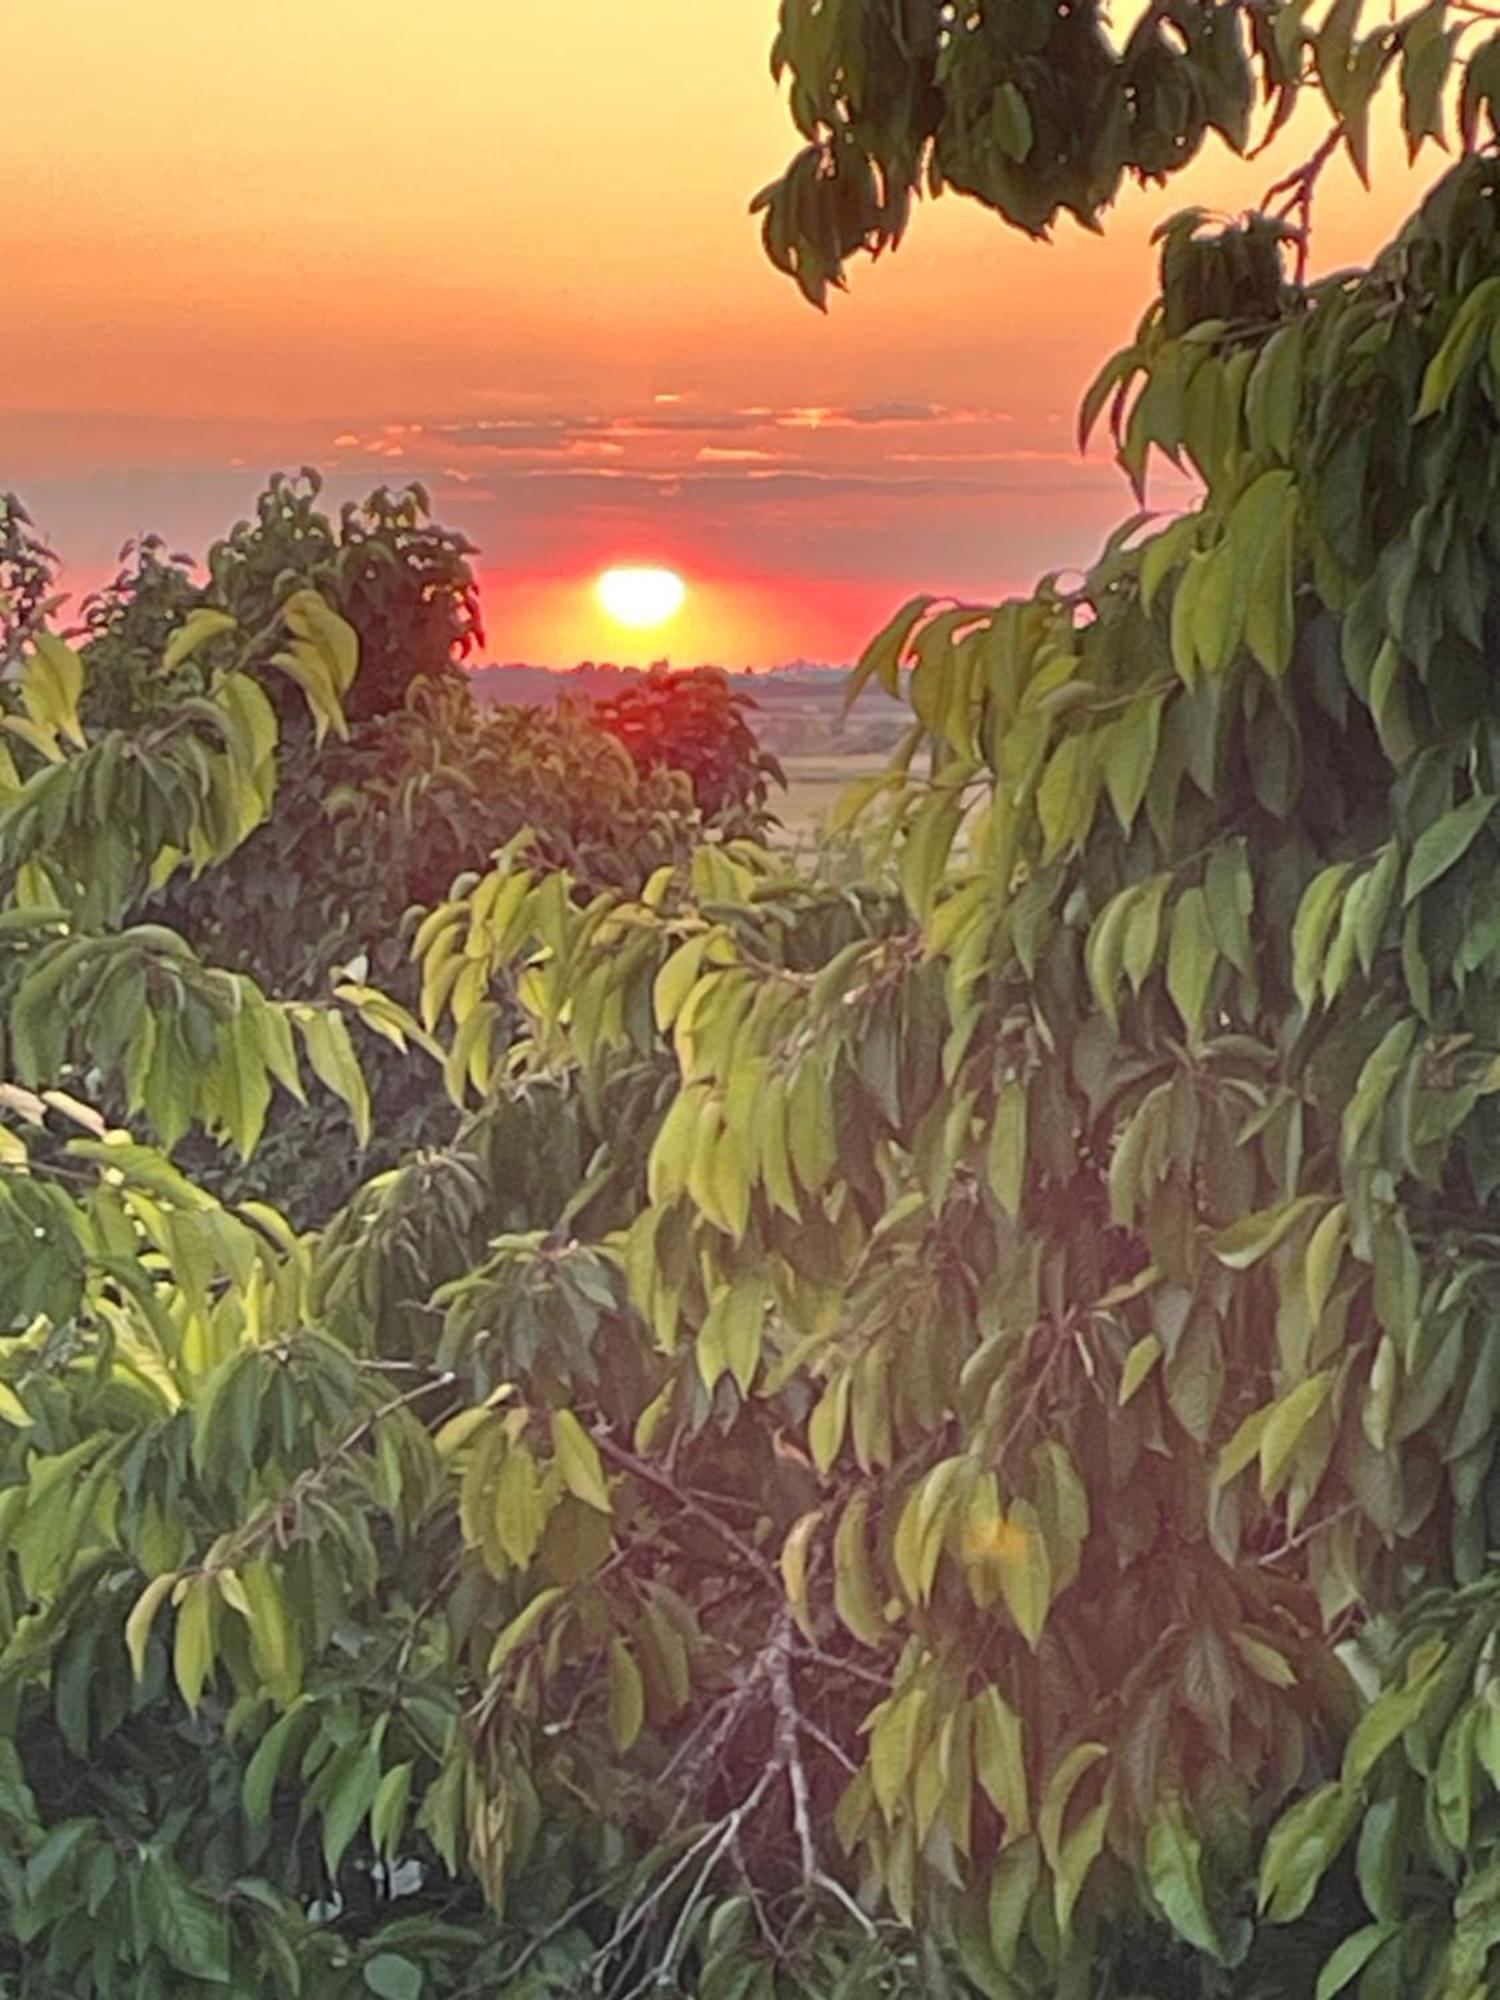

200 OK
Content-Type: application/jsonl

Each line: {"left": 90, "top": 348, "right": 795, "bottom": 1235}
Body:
{"left": 6, "top": 2, "right": 1437, "bottom": 666}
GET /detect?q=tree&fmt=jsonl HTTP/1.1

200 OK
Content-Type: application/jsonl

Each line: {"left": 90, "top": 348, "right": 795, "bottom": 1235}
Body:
{"left": 590, "top": 665, "right": 785, "bottom": 837}
{"left": 66, "top": 481, "right": 782, "bottom": 1226}
{"left": 752, "top": 0, "right": 1500, "bottom": 304}
{"left": 0, "top": 496, "right": 60, "bottom": 671}
{"left": 78, "top": 471, "right": 482, "bottom": 733}
{"left": 6, "top": 9, "right": 1500, "bottom": 1997}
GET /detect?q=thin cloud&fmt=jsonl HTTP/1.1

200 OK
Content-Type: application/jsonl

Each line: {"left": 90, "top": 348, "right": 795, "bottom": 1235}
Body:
{"left": 696, "top": 446, "right": 783, "bottom": 463}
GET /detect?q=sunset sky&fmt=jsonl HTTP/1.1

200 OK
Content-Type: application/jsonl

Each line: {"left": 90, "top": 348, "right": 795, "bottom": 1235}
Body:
{"left": 7, "top": 2, "right": 1441, "bottom": 668}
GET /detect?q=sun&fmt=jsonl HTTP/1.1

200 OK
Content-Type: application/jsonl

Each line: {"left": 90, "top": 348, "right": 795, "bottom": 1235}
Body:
{"left": 597, "top": 566, "right": 686, "bottom": 630}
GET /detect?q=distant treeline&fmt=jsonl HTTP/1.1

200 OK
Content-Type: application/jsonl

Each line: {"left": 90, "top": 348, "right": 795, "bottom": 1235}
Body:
{"left": 469, "top": 660, "right": 909, "bottom": 755}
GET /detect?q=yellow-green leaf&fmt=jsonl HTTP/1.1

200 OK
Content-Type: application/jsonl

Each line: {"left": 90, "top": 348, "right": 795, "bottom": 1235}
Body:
{"left": 780, "top": 1509, "right": 822, "bottom": 1639}
{"left": 126, "top": 1571, "right": 179, "bottom": 1681}
{"left": 173, "top": 1575, "right": 215, "bottom": 1714}
{"left": 973, "top": 1687, "right": 1030, "bottom": 1836}
{"left": 1259, "top": 1372, "right": 1333, "bottom": 1497}
{"left": 1118, "top": 1335, "right": 1163, "bottom": 1407}
{"left": 1166, "top": 887, "right": 1217, "bottom": 1042}
{"left": 552, "top": 1410, "right": 612, "bottom": 1515}
{"left": 607, "top": 1635, "right": 646, "bottom": 1752}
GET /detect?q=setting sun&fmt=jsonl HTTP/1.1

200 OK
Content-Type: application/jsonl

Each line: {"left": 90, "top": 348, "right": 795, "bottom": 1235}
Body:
{"left": 596, "top": 566, "right": 686, "bottom": 631}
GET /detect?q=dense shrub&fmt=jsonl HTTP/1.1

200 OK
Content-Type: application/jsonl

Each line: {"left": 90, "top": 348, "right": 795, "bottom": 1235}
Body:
{"left": 50, "top": 481, "right": 781, "bottom": 1224}
{"left": 590, "top": 663, "right": 784, "bottom": 837}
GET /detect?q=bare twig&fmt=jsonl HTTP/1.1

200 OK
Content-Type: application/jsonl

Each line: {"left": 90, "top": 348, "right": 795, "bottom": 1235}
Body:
{"left": 603, "top": 1771, "right": 776, "bottom": 2000}
{"left": 794, "top": 1709, "right": 859, "bottom": 1777}
{"left": 791, "top": 1641, "right": 893, "bottom": 1694}
{"left": 593, "top": 1429, "right": 781, "bottom": 1587}
{"left": 215, "top": 1370, "right": 460, "bottom": 1566}
{"left": 1261, "top": 123, "right": 1346, "bottom": 284}
{"left": 768, "top": 1618, "right": 877, "bottom": 1937}
{"left": 769, "top": 1620, "right": 816, "bottom": 1879}
{"left": 1256, "top": 1499, "right": 1360, "bottom": 1568}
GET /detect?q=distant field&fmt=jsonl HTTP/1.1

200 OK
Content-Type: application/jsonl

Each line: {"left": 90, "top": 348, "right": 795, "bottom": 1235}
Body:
{"left": 771, "top": 749, "right": 893, "bottom": 839}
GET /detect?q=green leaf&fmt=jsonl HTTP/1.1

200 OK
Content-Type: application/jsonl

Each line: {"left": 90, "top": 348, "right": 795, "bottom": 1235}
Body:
{"left": 1085, "top": 884, "right": 1139, "bottom": 1026}
{"left": 1246, "top": 322, "right": 1304, "bottom": 460}
{"left": 364, "top": 1953, "right": 424, "bottom": 2000}
{"left": 987, "top": 1836, "right": 1041, "bottom": 1969}
{"left": 607, "top": 1634, "right": 646, "bottom": 1752}
{"left": 1118, "top": 1334, "right": 1163, "bottom": 1406}
{"left": 1037, "top": 732, "right": 1094, "bottom": 859}
{"left": 1166, "top": 887, "right": 1218, "bottom": 1041}
{"left": 295, "top": 1007, "right": 371, "bottom": 1145}
{"left": 892, "top": 1458, "right": 962, "bottom": 1605}
{"left": 126, "top": 1571, "right": 179, "bottom": 1681}
{"left": 26, "top": 634, "right": 86, "bottom": 747}
{"left": 144, "top": 1857, "right": 230, "bottom": 1983}
{"left": 868, "top": 1684, "right": 927, "bottom": 1821}
{"left": 1104, "top": 693, "right": 1166, "bottom": 834}
{"left": 1305, "top": 1202, "right": 1348, "bottom": 1323}
{"left": 552, "top": 1409, "right": 612, "bottom": 1514}
{"left": 1233, "top": 470, "right": 1298, "bottom": 677}
{"left": 1038, "top": 1744, "right": 1108, "bottom": 1867}
{"left": 833, "top": 1491, "right": 887, "bottom": 1648}
{"left": 162, "top": 607, "right": 237, "bottom": 675}
{"left": 1417, "top": 277, "right": 1500, "bottom": 418}
{"left": 1404, "top": 795, "right": 1495, "bottom": 903}
{"left": 1258, "top": 1782, "right": 1359, "bottom": 1922}
{"left": 1292, "top": 862, "right": 1353, "bottom": 1011}
{"left": 779, "top": 1509, "right": 822, "bottom": 1639}
{"left": 990, "top": 81, "right": 1033, "bottom": 161}
{"left": 173, "top": 1576, "right": 215, "bottom": 1714}
{"left": 987, "top": 1076, "right": 1028, "bottom": 1219}
{"left": 653, "top": 934, "right": 711, "bottom": 1032}
{"left": 1212, "top": 1195, "right": 1326, "bottom": 1270}
{"left": 1038, "top": 1743, "right": 1109, "bottom": 1934}
{"left": 243, "top": 1704, "right": 308, "bottom": 1824}
{"left": 1215, "top": 1406, "right": 1273, "bottom": 1489}
{"left": 1232, "top": 1631, "right": 1298, "bottom": 1689}
{"left": 488, "top": 1586, "right": 566, "bottom": 1673}
{"left": 271, "top": 639, "right": 347, "bottom": 746}
{"left": 809, "top": 1372, "right": 850, "bottom": 1477}
{"left": 902, "top": 790, "right": 965, "bottom": 917}
{"left": 494, "top": 1443, "right": 547, "bottom": 1569}
{"left": 1123, "top": 876, "right": 1169, "bottom": 992}
{"left": 370, "top": 1762, "right": 414, "bottom": 1860}
{"left": 1147, "top": 1804, "right": 1220, "bottom": 1958}
{"left": 849, "top": 594, "right": 934, "bottom": 702}
{"left": 283, "top": 589, "right": 359, "bottom": 694}
{"left": 973, "top": 1687, "right": 1030, "bottom": 1835}
{"left": 1259, "top": 1372, "right": 1333, "bottom": 1497}
{"left": 1314, "top": 1925, "right": 1394, "bottom": 2000}
{"left": 1356, "top": 1796, "right": 1403, "bottom": 1923}
{"left": 1342, "top": 1647, "right": 1446, "bottom": 1785}
{"left": 992, "top": 1500, "right": 1052, "bottom": 1648}
{"left": 322, "top": 1741, "right": 383, "bottom": 1877}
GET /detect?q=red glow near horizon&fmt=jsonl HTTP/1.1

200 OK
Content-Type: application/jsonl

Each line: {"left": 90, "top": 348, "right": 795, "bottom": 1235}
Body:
{"left": 475, "top": 564, "right": 909, "bottom": 671}
{"left": 7, "top": 2, "right": 1438, "bottom": 673}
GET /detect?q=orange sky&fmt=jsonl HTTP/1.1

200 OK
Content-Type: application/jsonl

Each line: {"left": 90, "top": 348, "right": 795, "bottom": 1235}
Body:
{"left": 3, "top": 2, "right": 1443, "bottom": 667}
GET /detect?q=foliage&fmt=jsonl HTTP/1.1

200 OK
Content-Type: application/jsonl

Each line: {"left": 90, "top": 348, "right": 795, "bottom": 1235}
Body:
{"left": 10, "top": 11, "right": 1500, "bottom": 1998}
{"left": 754, "top": 0, "right": 1500, "bottom": 304}
{"left": 78, "top": 472, "right": 482, "bottom": 734}
{"left": 0, "top": 497, "right": 60, "bottom": 672}
{"left": 62, "top": 480, "right": 781, "bottom": 1226}
{"left": 590, "top": 665, "right": 785, "bottom": 838}
{"left": 200, "top": 473, "right": 484, "bottom": 725}
{"left": 75, "top": 535, "right": 214, "bottom": 733}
